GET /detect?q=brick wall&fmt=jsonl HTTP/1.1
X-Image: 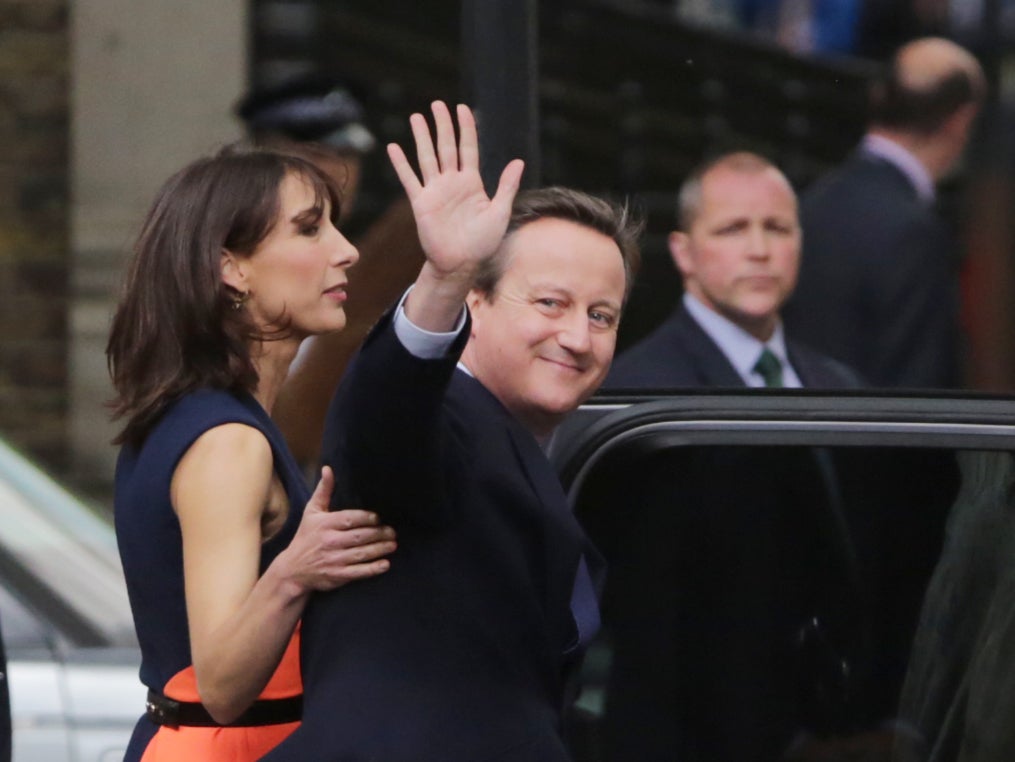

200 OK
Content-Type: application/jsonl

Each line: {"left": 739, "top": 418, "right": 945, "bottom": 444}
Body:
{"left": 0, "top": 1, "right": 69, "bottom": 470}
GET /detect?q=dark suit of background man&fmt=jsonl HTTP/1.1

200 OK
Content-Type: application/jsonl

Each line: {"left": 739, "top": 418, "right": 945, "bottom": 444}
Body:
{"left": 262, "top": 102, "right": 643, "bottom": 761}
{"left": 599, "top": 152, "right": 866, "bottom": 761}
{"left": 783, "top": 37, "right": 986, "bottom": 389}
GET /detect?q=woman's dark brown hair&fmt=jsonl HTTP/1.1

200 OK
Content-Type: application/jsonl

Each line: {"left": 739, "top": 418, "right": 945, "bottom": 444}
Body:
{"left": 106, "top": 144, "right": 341, "bottom": 448}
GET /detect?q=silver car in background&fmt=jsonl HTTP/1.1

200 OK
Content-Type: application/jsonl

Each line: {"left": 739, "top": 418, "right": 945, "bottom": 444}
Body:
{"left": 0, "top": 437, "right": 142, "bottom": 761}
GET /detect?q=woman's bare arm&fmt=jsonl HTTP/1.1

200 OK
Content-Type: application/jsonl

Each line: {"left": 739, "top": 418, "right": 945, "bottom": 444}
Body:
{"left": 173, "top": 423, "right": 395, "bottom": 723}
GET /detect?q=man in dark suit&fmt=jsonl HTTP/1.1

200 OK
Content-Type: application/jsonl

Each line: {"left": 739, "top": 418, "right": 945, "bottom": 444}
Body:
{"left": 608, "top": 150, "right": 859, "bottom": 391}
{"left": 262, "top": 102, "right": 642, "bottom": 761}
{"left": 783, "top": 37, "right": 985, "bottom": 389}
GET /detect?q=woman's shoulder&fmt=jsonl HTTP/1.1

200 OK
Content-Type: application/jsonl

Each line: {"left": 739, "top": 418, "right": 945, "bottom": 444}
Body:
{"left": 145, "top": 388, "right": 265, "bottom": 454}
{"left": 169, "top": 387, "right": 257, "bottom": 419}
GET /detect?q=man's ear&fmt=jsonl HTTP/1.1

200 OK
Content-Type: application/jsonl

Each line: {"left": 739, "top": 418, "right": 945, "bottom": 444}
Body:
{"left": 220, "top": 249, "right": 247, "bottom": 293}
{"left": 946, "top": 102, "right": 979, "bottom": 144}
{"left": 668, "top": 231, "right": 693, "bottom": 278}
{"left": 465, "top": 288, "right": 485, "bottom": 336}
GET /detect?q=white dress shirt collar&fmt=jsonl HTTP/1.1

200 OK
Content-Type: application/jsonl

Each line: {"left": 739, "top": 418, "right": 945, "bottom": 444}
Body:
{"left": 683, "top": 293, "right": 802, "bottom": 388}
{"left": 861, "top": 134, "right": 935, "bottom": 204}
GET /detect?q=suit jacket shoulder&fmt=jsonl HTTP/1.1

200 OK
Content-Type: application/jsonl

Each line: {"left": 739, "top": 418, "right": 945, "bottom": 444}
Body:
{"left": 606, "top": 305, "right": 744, "bottom": 389}
{"left": 799, "top": 152, "right": 945, "bottom": 270}
{"left": 607, "top": 304, "right": 864, "bottom": 390}
{"left": 320, "top": 307, "right": 469, "bottom": 525}
{"left": 788, "top": 339, "right": 866, "bottom": 389}
{"left": 786, "top": 150, "right": 960, "bottom": 388}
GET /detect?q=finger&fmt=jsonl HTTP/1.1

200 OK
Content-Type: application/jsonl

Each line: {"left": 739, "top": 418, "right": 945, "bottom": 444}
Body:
{"left": 338, "top": 558, "right": 393, "bottom": 581}
{"left": 431, "top": 100, "right": 458, "bottom": 173}
{"left": 328, "top": 508, "right": 382, "bottom": 530}
{"left": 313, "top": 558, "right": 393, "bottom": 591}
{"left": 456, "top": 104, "right": 479, "bottom": 174}
{"left": 306, "top": 465, "right": 335, "bottom": 512}
{"left": 490, "top": 158, "right": 525, "bottom": 217}
{"left": 341, "top": 539, "right": 398, "bottom": 564}
{"left": 331, "top": 524, "right": 396, "bottom": 550}
{"left": 409, "top": 111, "right": 439, "bottom": 183}
{"left": 386, "top": 143, "right": 422, "bottom": 199}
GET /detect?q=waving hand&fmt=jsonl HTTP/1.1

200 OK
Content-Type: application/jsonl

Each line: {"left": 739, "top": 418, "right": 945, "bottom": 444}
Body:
{"left": 387, "top": 101, "right": 524, "bottom": 330}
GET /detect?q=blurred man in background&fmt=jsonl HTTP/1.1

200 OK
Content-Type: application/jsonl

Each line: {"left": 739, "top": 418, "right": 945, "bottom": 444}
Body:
{"left": 608, "top": 150, "right": 859, "bottom": 390}
{"left": 784, "top": 37, "right": 985, "bottom": 389}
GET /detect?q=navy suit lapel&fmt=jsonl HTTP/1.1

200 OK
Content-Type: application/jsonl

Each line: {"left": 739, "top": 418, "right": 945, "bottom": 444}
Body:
{"left": 787, "top": 340, "right": 844, "bottom": 389}
{"left": 787, "top": 343, "right": 815, "bottom": 387}
{"left": 457, "top": 372, "right": 603, "bottom": 538}
{"left": 676, "top": 306, "right": 748, "bottom": 387}
{"left": 461, "top": 373, "right": 605, "bottom": 654}
{"left": 505, "top": 417, "right": 602, "bottom": 561}
{"left": 455, "top": 370, "right": 573, "bottom": 517}
{"left": 505, "top": 417, "right": 605, "bottom": 651}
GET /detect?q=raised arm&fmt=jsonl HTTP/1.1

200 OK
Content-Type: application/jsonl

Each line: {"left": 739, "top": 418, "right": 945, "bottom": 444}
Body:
{"left": 321, "top": 102, "right": 523, "bottom": 526}
{"left": 387, "top": 101, "right": 524, "bottom": 331}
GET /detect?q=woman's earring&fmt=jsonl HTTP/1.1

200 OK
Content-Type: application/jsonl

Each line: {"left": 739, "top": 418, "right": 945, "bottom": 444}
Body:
{"left": 230, "top": 291, "right": 250, "bottom": 311}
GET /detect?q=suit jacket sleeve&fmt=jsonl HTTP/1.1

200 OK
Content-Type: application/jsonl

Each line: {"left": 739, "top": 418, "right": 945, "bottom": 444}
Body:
{"left": 865, "top": 215, "right": 959, "bottom": 388}
{"left": 320, "top": 306, "right": 471, "bottom": 528}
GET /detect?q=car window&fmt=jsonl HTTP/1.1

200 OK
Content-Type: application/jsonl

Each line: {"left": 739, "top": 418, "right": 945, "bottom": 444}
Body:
{"left": 565, "top": 434, "right": 1005, "bottom": 761}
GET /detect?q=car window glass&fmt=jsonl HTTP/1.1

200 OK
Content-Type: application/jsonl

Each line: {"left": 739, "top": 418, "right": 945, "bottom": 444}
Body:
{"left": 570, "top": 442, "right": 993, "bottom": 761}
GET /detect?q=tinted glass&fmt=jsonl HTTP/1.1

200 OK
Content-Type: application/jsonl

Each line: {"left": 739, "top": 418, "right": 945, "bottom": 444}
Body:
{"left": 569, "top": 442, "right": 992, "bottom": 761}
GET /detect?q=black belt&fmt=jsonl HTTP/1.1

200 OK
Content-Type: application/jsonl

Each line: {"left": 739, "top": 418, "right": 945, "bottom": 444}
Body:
{"left": 145, "top": 688, "right": 302, "bottom": 728}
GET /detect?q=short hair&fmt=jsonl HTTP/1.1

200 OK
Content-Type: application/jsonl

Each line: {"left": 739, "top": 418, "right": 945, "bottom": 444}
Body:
{"left": 107, "top": 144, "right": 342, "bottom": 448}
{"left": 677, "top": 151, "right": 789, "bottom": 231}
{"left": 869, "top": 48, "right": 985, "bottom": 135}
{"left": 473, "top": 186, "right": 643, "bottom": 302}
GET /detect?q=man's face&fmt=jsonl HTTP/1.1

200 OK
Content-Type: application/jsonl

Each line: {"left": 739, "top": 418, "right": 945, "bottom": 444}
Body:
{"left": 672, "top": 165, "right": 800, "bottom": 340}
{"left": 462, "top": 217, "right": 627, "bottom": 439}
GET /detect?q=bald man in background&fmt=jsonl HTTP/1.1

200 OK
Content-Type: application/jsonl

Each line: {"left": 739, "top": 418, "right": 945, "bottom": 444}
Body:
{"left": 784, "top": 37, "right": 986, "bottom": 389}
{"left": 607, "top": 150, "right": 860, "bottom": 391}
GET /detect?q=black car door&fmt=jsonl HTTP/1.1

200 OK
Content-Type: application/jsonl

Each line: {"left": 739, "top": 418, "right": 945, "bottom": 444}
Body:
{"left": 550, "top": 392, "right": 1015, "bottom": 762}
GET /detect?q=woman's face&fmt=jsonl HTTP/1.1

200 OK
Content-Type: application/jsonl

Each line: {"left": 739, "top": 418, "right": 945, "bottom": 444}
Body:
{"left": 224, "top": 172, "right": 359, "bottom": 339}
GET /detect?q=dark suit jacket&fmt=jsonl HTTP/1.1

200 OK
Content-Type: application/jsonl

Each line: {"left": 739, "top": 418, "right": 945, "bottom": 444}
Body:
{"left": 262, "top": 309, "right": 601, "bottom": 762}
{"left": 783, "top": 150, "right": 961, "bottom": 389}
{"left": 606, "top": 302, "right": 863, "bottom": 390}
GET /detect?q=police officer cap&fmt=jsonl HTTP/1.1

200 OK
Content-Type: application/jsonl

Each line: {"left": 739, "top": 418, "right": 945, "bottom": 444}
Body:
{"left": 236, "top": 75, "right": 376, "bottom": 154}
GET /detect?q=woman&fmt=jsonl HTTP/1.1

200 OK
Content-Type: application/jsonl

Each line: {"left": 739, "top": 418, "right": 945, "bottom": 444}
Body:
{"left": 107, "top": 146, "right": 396, "bottom": 761}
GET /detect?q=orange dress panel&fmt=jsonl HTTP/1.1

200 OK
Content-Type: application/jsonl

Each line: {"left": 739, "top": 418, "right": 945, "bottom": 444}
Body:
{"left": 139, "top": 624, "right": 302, "bottom": 762}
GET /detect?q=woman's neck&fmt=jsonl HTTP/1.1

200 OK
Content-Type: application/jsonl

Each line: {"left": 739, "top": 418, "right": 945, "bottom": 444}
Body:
{"left": 250, "top": 337, "right": 301, "bottom": 414}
